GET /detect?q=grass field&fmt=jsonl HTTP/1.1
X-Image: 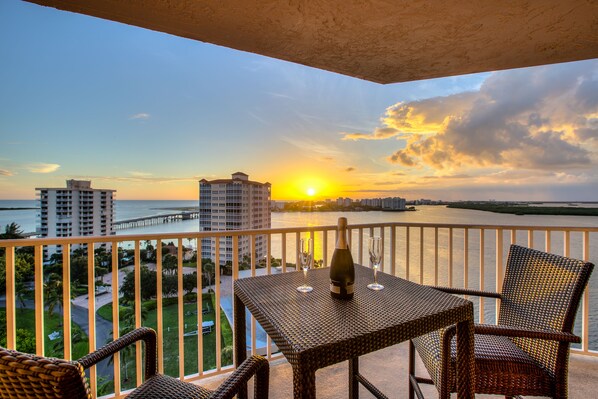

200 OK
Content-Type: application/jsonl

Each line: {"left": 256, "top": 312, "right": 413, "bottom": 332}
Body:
{"left": 97, "top": 293, "right": 233, "bottom": 392}
{"left": 0, "top": 308, "right": 89, "bottom": 360}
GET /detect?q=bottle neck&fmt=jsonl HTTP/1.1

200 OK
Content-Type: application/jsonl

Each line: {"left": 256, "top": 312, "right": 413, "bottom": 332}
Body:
{"left": 336, "top": 226, "right": 348, "bottom": 249}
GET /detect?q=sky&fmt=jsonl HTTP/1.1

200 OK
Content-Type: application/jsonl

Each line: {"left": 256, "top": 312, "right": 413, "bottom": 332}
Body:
{"left": 0, "top": 1, "right": 597, "bottom": 202}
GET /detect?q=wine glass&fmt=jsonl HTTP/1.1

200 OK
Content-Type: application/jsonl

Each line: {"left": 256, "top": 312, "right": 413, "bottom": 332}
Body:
{"left": 297, "top": 238, "right": 314, "bottom": 292}
{"left": 367, "top": 236, "right": 384, "bottom": 290}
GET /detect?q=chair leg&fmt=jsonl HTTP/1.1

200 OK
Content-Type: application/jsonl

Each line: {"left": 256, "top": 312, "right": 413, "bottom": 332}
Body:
{"left": 409, "top": 340, "right": 415, "bottom": 399}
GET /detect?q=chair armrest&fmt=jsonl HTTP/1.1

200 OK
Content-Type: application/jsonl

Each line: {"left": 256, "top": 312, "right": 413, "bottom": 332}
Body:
{"left": 432, "top": 286, "right": 502, "bottom": 299}
{"left": 210, "top": 355, "right": 269, "bottom": 399}
{"left": 474, "top": 324, "right": 581, "bottom": 343}
{"left": 77, "top": 327, "right": 158, "bottom": 379}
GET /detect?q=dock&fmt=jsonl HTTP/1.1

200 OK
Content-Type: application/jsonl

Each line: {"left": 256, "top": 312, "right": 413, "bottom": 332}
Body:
{"left": 113, "top": 211, "right": 199, "bottom": 230}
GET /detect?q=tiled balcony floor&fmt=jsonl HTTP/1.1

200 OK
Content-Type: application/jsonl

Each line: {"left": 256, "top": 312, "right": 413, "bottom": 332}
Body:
{"left": 199, "top": 341, "right": 598, "bottom": 398}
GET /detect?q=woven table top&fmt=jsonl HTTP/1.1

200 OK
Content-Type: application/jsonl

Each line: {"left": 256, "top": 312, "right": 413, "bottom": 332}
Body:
{"left": 234, "top": 265, "right": 473, "bottom": 370}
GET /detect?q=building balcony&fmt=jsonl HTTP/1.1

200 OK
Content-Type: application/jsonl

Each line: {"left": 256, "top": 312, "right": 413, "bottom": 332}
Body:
{"left": 1, "top": 221, "right": 596, "bottom": 398}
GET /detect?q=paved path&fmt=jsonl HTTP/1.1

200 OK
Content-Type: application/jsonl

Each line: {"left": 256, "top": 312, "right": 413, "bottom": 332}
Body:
{"left": 219, "top": 268, "right": 289, "bottom": 352}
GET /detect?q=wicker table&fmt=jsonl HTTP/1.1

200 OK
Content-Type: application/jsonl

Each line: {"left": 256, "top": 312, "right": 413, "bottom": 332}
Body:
{"left": 234, "top": 265, "right": 474, "bottom": 399}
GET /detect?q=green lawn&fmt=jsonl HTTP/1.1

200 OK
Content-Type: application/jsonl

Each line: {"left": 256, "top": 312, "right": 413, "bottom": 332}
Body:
{"left": 97, "top": 293, "right": 233, "bottom": 391}
{"left": 0, "top": 308, "right": 89, "bottom": 360}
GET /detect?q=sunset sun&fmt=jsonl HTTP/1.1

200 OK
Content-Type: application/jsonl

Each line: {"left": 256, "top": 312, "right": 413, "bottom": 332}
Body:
{"left": 307, "top": 188, "right": 316, "bottom": 197}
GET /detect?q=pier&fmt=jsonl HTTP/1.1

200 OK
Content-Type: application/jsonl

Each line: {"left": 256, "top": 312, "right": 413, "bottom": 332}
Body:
{"left": 114, "top": 211, "right": 199, "bottom": 230}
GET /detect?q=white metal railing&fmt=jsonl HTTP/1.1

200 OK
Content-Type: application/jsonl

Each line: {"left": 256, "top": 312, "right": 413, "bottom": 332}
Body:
{"left": 1, "top": 221, "right": 597, "bottom": 398}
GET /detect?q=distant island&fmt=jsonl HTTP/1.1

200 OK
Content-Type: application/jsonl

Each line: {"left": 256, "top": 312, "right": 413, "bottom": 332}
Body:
{"left": 447, "top": 202, "right": 598, "bottom": 216}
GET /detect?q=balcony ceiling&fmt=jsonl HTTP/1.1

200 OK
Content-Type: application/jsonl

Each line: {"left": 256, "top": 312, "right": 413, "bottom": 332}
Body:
{"left": 26, "top": 0, "right": 598, "bottom": 84}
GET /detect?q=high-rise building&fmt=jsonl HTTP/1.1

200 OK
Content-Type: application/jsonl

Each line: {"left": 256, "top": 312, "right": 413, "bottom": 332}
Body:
{"left": 36, "top": 180, "right": 115, "bottom": 255}
{"left": 199, "top": 172, "right": 271, "bottom": 264}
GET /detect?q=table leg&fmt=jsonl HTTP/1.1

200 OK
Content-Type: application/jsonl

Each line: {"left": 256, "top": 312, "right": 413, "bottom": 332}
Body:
{"left": 455, "top": 318, "right": 475, "bottom": 399}
{"left": 234, "top": 293, "right": 248, "bottom": 399}
{"left": 349, "top": 357, "right": 359, "bottom": 399}
{"left": 292, "top": 364, "right": 316, "bottom": 399}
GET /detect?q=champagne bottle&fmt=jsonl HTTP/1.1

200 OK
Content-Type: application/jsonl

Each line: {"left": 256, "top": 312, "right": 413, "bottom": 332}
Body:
{"left": 330, "top": 217, "right": 355, "bottom": 299}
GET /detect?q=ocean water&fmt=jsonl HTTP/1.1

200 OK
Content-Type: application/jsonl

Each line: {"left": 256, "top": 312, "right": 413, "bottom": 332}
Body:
{"left": 1, "top": 200, "right": 598, "bottom": 349}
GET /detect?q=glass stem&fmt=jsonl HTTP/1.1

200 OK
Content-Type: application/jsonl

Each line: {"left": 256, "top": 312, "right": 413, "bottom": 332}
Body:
{"left": 374, "top": 266, "right": 378, "bottom": 285}
{"left": 303, "top": 269, "right": 307, "bottom": 286}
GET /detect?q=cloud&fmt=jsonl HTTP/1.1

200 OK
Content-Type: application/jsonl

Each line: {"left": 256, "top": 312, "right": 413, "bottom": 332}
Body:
{"left": 281, "top": 136, "right": 343, "bottom": 159}
{"left": 71, "top": 175, "right": 198, "bottom": 184}
{"left": 0, "top": 169, "right": 14, "bottom": 176}
{"left": 26, "top": 163, "right": 60, "bottom": 173}
{"left": 353, "top": 60, "right": 598, "bottom": 174}
{"left": 128, "top": 171, "right": 153, "bottom": 177}
{"left": 129, "top": 113, "right": 150, "bottom": 120}
{"left": 345, "top": 167, "right": 355, "bottom": 172}
{"left": 342, "top": 127, "right": 400, "bottom": 141}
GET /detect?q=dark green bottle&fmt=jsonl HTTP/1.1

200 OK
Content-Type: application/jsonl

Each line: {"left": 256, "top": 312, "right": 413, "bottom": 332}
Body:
{"left": 330, "top": 217, "right": 355, "bottom": 299}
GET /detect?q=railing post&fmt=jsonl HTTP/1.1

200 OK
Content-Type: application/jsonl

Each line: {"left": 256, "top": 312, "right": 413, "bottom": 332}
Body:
{"left": 87, "top": 242, "right": 97, "bottom": 397}
{"left": 281, "top": 233, "right": 287, "bottom": 273}
{"left": 545, "top": 229, "right": 551, "bottom": 253}
{"left": 419, "top": 226, "right": 424, "bottom": 284}
{"left": 380, "top": 226, "right": 385, "bottom": 272}
{"left": 405, "top": 227, "right": 410, "bottom": 281}
{"left": 390, "top": 226, "right": 396, "bottom": 276}
{"left": 323, "top": 229, "right": 328, "bottom": 267}
{"left": 177, "top": 238, "right": 185, "bottom": 380}
{"left": 215, "top": 238, "right": 222, "bottom": 369}
{"left": 463, "top": 229, "right": 469, "bottom": 291}
{"left": 448, "top": 228, "right": 453, "bottom": 287}
{"left": 5, "top": 246, "right": 16, "bottom": 349}
{"left": 434, "top": 227, "right": 438, "bottom": 286}
{"left": 156, "top": 240, "right": 164, "bottom": 374}
{"left": 582, "top": 231, "right": 590, "bottom": 353}
{"left": 495, "top": 229, "right": 503, "bottom": 323}
{"left": 479, "top": 229, "right": 485, "bottom": 323}
{"left": 34, "top": 245, "right": 44, "bottom": 356}
{"left": 111, "top": 242, "right": 121, "bottom": 395}
{"left": 62, "top": 244, "right": 72, "bottom": 360}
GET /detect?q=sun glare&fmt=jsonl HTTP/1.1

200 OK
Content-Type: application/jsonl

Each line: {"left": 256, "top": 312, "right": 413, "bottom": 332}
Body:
{"left": 307, "top": 188, "right": 316, "bottom": 197}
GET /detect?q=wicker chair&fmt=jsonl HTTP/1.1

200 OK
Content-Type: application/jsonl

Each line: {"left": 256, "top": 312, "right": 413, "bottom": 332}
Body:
{"left": 409, "top": 244, "right": 594, "bottom": 399}
{"left": 0, "top": 327, "right": 269, "bottom": 399}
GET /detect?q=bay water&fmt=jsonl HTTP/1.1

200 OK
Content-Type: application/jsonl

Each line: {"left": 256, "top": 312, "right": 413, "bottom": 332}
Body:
{"left": 1, "top": 200, "right": 597, "bottom": 349}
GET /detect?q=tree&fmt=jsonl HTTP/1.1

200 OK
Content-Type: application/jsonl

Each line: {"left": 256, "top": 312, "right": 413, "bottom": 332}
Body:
{"left": 44, "top": 273, "right": 74, "bottom": 321}
{"left": 0, "top": 222, "right": 24, "bottom": 239}
{"left": 203, "top": 262, "right": 215, "bottom": 291}
{"left": 0, "top": 312, "right": 35, "bottom": 354}
{"left": 106, "top": 306, "right": 148, "bottom": 382}
{"left": 70, "top": 255, "right": 88, "bottom": 286}
{"left": 162, "top": 274, "right": 178, "bottom": 297}
{"left": 48, "top": 253, "right": 63, "bottom": 265}
{"left": 162, "top": 254, "right": 177, "bottom": 275}
{"left": 183, "top": 272, "right": 197, "bottom": 295}
{"left": 0, "top": 254, "right": 34, "bottom": 294}
{"left": 120, "top": 266, "right": 156, "bottom": 301}
{"left": 221, "top": 345, "right": 234, "bottom": 366}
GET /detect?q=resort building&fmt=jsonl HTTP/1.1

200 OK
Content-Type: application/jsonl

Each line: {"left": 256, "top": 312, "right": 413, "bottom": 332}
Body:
{"left": 36, "top": 179, "right": 115, "bottom": 255}
{"left": 199, "top": 172, "right": 271, "bottom": 264}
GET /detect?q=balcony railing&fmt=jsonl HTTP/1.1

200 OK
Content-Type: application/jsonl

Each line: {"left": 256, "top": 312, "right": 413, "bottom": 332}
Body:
{"left": 1, "top": 221, "right": 597, "bottom": 398}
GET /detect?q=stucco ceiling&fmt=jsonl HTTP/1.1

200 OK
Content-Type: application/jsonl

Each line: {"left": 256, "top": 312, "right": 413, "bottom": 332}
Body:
{"left": 26, "top": 0, "right": 598, "bottom": 84}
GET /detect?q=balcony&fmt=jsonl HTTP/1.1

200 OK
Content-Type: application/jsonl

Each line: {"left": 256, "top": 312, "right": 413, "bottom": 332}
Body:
{"left": 1, "top": 221, "right": 597, "bottom": 398}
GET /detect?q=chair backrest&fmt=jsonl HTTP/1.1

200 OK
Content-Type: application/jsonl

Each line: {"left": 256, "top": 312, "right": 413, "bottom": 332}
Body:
{"left": 498, "top": 244, "right": 594, "bottom": 376}
{"left": 0, "top": 349, "right": 91, "bottom": 399}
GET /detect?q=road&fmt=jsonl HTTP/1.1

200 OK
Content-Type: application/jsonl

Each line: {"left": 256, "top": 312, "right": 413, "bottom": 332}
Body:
{"left": 0, "top": 296, "right": 114, "bottom": 381}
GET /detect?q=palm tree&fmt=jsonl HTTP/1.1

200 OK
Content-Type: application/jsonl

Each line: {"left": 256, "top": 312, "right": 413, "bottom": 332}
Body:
{"left": 44, "top": 273, "right": 75, "bottom": 322}
{"left": 51, "top": 329, "right": 84, "bottom": 358}
{"left": 0, "top": 222, "right": 24, "bottom": 239}
{"left": 203, "top": 262, "right": 215, "bottom": 291}
{"left": 106, "top": 305, "right": 148, "bottom": 382}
